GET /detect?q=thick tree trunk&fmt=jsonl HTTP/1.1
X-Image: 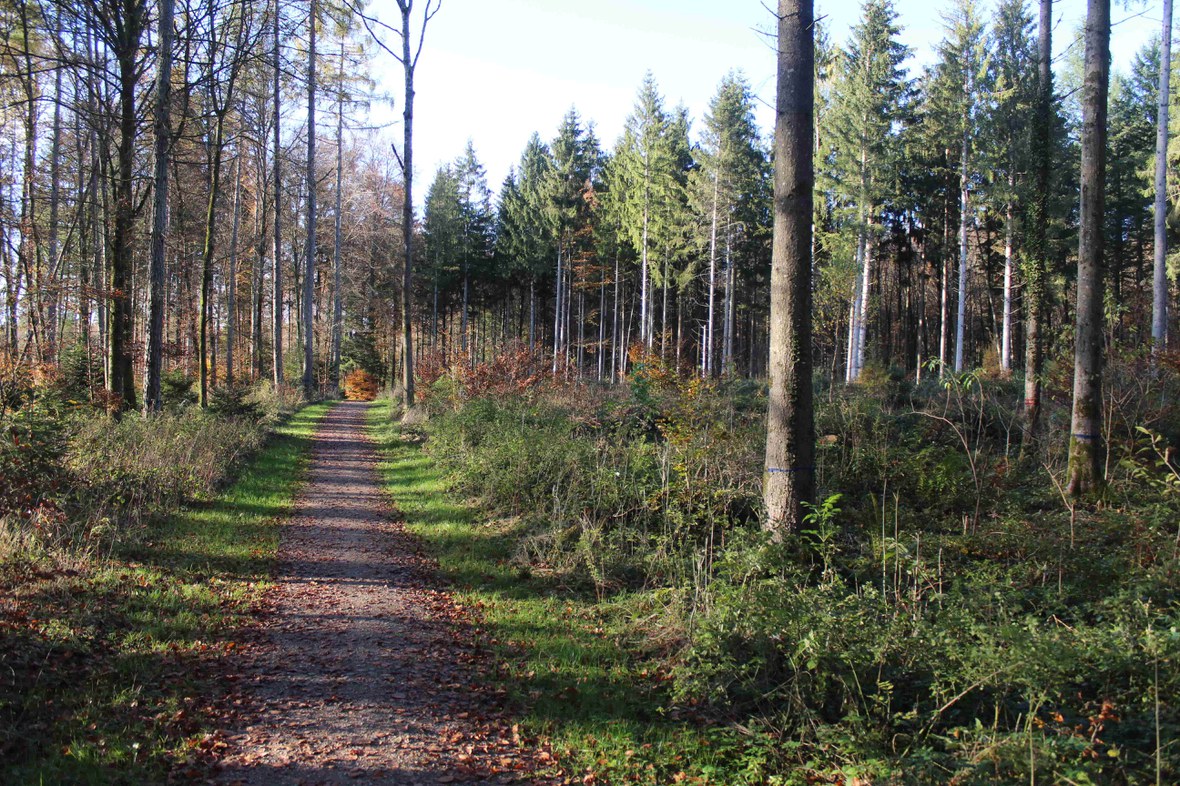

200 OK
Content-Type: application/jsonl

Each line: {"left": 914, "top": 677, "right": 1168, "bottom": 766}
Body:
{"left": 110, "top": 4, "right": 145, "bottom": 411}
{"left": 765, "top": 0, "right": 815, "bottom": 537}
{"left": 1153, "top": 0, "right": 1172, "bottom": 352}
{"left": 1067, "top": 0, "right": 1110, "bottom": 496}
{"left": 145, "top": 0, "right": 174, "bottom": 412}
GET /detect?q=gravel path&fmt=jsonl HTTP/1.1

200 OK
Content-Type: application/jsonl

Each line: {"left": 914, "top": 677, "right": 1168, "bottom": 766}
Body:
{"left": 215, "top": 401, "right": 544, "bottom": 785}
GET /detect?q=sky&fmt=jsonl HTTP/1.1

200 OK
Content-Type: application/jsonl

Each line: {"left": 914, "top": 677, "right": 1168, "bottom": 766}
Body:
{"left": 363, "top": 0, "right": 1165, "bottom": 207}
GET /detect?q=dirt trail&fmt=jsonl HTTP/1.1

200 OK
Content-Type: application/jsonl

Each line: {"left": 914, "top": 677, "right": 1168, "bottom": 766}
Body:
{"left": 215, "top": 401, "right": 543, "bottom": 785}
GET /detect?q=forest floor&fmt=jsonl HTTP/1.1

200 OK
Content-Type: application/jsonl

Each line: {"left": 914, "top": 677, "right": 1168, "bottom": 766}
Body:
{"left": 213, "top": 401, "right": 553, "bottom": 786}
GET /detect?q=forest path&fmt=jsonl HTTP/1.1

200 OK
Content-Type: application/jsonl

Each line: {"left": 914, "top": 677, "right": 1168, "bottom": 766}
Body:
{"left": 214, "top": 401, "right": 539, "bottom": 785}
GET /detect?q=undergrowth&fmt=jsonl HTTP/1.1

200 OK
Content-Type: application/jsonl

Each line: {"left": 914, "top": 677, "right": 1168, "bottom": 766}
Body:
{"left": 382, "top": 348, "right": 1180, "bottom": 785}
{"left": 0, "top": 397, "right": 328, "bottom": 784}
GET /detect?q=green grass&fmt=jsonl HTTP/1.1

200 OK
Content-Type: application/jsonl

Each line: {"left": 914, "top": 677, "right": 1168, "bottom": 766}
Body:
{"left": 369, "top": 400, "right": 788, "bottom": 786}
{"left": 0, "top": 402, "right": 331, "bottom": 785}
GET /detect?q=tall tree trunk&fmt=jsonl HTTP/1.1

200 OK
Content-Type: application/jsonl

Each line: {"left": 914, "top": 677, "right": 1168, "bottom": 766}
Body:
{"left": 954, "top": 125, "right": 969, "bottom": 373}
{"left": 199, "top": 114, "right": 227, "bottom": 407}
{"left": 1067, "top": 0, "right": 1110, "bottom": 496}
{"left": 1023, "top": 0, "right": 1052, "bottom": 444}
{"left": 303, "top": 0, "right": 317, "bottom": 397}
{"left": 46, "top": 33, "right": 64, "bottom": 362}
{"left": 1001, "top": 174, "right": 1014, "bottom": 375}
{"left": 394, "top": 0, "right": 437, "bottom": 407}
{"left": 227, "top": 151, "right": 242, "bottom": 388}
{"left": 110, "top": 1, "right": 146, "bottom": 411}
{"left": 1153, "top": 0, "right": 1172, "bottom": 352}
{"left": 272, "top": 0, "right": 284, "bottom": 387}
{"left": 330, "top": 41, "right": 345, "bottom": 393}
{"left": 705, "top": 172, "right": 718, "bottom": 377}
{"left": 145, "top": 0, "right": 174, "bottom": 412}
{"left": 765, "top": 0, "right": 815, "bottom": 537}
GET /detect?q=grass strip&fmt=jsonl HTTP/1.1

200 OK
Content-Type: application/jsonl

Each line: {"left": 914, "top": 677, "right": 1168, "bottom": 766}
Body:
{"left": 370, "top": 400, "right": 784, "bottom": 786}
{"left": 0, "top": 402, "right": 331, "bottom": 785}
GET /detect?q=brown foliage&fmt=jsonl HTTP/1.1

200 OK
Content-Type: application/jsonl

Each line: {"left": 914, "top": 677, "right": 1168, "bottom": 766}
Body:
{"left": 342, "top": 369, "right": 378, "bottom": 401}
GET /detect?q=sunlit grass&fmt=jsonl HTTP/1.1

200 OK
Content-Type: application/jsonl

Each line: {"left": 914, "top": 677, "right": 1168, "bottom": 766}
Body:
{"left": 0, "top": 402, "right": 331, "bottom": 785}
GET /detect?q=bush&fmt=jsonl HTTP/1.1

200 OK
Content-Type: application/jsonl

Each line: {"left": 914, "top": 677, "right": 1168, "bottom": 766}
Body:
{"left": 343, "top": 369, "right": 379, "bottom": 401}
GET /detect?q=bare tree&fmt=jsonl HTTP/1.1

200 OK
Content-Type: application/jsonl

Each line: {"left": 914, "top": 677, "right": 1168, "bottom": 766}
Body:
{"left": 1067, "top": 0, "right": 1110, "bottom": 496}
{"left": 764, "top": 0, "right": 815, "bottom": 536}
{"left": 354, "top": 0, "right": 441, "bottom": 408}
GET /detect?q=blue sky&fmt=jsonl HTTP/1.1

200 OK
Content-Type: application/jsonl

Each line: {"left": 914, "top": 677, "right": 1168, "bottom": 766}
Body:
{"left": 365, "top": 0, "right": 1164, "bottom": 204}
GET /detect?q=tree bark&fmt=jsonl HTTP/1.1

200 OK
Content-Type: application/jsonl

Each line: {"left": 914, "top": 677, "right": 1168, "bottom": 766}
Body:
{"left": 145, "top": 0, "right": 174, "bottom": 412}
{"left": 330, "top": 40, "right": 345, "bottom": 394}
{"left": 764, "top": 0, "right": 815, "bottom": 537}
{"left": 1023, "top": 0, "right": 1052, "bottom": 444}
{"left": 1153, "top": 0, "right": 1172, "bottom": 352}
{"left": 1067, "top": 0, "right": 1110, "bottom": 496}
{"left": 303, "top": 0, "right": 317, "bottom": 398}
{"left": 272, "top": 0, "right": 285, "bottom": 387}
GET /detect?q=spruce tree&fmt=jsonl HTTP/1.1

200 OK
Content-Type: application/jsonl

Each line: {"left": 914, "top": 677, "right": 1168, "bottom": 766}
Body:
{"left": 827, "top": 0, "right": 911, "bottom": 382}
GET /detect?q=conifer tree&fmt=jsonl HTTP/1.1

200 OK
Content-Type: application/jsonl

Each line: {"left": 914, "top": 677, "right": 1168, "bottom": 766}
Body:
{"left": 690, "top": 72, "right": 765, "bottom": 376}
{"left": 616, "top": 74, "right": 676, "bottom": 351}
{"left": 827, "top": 0, "right": 910, "bottom": 382}
{"left": 984, "top": 0, "right": 1035, "bottom": 375}
{"left": 933, "top": 0, "right": 988, "bottom": 374}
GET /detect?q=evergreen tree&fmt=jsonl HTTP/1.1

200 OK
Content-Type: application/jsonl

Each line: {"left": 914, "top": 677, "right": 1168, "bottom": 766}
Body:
{"left": 453, "top": 140, "right": 494, "bottom": 357}
{"left": 496, "top": 134, "right": 555, "bottom": 349}
{"left": 827, "top": 0, "right": 911, "bottom": 382}
{"left": 984, "top": 0, "right": 1035, "bottom": 374}
{"left": 615, "top": 73, "right": 679, "bottom": 350}
{"left": 932, "top": 0, "right": 988, "bottom": 373}
{"left": 690, "top": 72, "right": 766, "bottom": 376}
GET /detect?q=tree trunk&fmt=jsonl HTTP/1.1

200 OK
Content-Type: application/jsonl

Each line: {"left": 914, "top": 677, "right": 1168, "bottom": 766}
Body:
{"left": 272, "top": 2, "right": 284, "bottom": 387}
{"left": 199, "top": 114, "right": 227, "bottom": 407}
{"left": 764, "top": 0, "right": 815, "bottom": 537}
{"left": 145, "top": 0, "right": 174, "bottom": 412}
{"left": 227, "top": 151, "right": 242, "bottom": 388}
{"left": 954, "top": 125, "right": 969, "bottom": 373}
{"left": 1001, "top": 174, "right": 1014, "bottom": 375}
{"left": 303, "top": 0, "right": 317, "bottom": 398}
{"left": 109, "top": 1, "right": 146, "bottom": 411}
{"left": 331, "top": 41, "right": 345, "bottom": 393}
{"left": 1152, "top": 0, "right": 1172, "bottom": 352}
{"left": 1023, "top": 0, "right": 1051, "bottom": 444}
{"left": 1067, "top": 0, "right": 1110, "bottom": 496}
